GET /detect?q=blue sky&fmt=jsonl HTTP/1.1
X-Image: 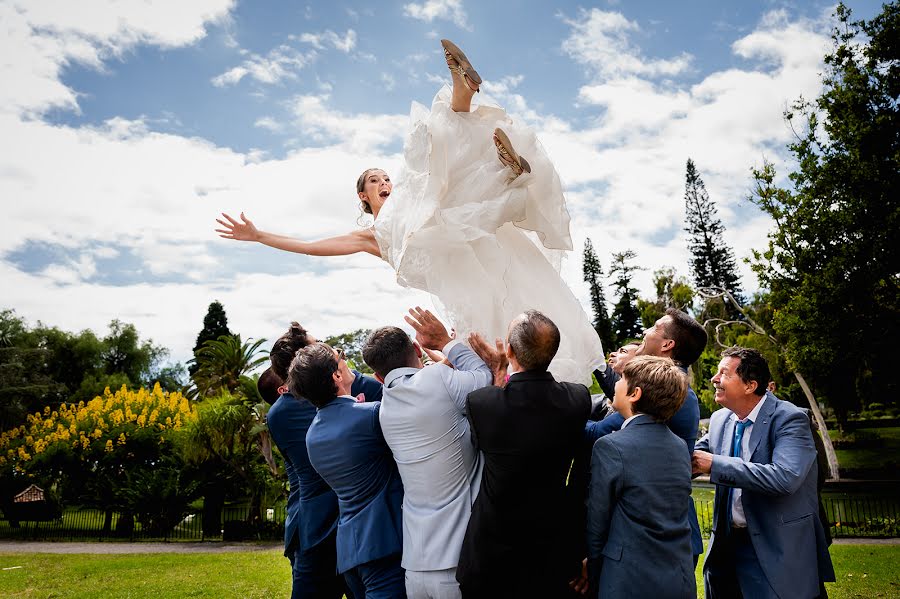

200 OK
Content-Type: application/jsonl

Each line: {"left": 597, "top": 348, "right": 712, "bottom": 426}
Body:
{"left": 1, "top": 0, "right": 885, "bottom": 366}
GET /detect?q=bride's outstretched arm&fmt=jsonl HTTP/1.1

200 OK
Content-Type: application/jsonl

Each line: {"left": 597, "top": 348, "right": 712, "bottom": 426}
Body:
{"left": 216, "top": 212, "right": 379, "bottom": 257}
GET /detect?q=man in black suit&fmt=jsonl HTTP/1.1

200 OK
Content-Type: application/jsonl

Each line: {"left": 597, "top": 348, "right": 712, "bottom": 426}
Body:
{"left": 457, "top": 310, "right": 591, "bottom": 599}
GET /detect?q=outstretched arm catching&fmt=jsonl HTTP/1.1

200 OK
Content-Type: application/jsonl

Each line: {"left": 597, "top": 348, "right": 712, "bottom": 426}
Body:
{"left": 216, "top": 212, "right": 380, "bottom": 257}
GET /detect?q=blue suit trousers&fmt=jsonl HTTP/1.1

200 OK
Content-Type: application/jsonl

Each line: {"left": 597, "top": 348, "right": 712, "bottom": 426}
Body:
{"left": 288, "top": 530, "right": 347, "bottom": 599}
{"left": 704, "top": 529, "right": 778, "bottom": 599}
{"left": 343, "top": 553, "right": 406, "bottom": 599}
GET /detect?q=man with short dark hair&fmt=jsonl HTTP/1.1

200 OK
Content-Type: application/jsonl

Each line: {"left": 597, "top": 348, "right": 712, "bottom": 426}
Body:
{"left": 296, "top": 342, "right": 406, "bottom": 599}
{"left": 583, "top": 307, "right": 707, "bottom": 563}
{"left": 587, "top": 356, "right": 695, "bottom": 598}
{"left": 366, "top": 308, "right": 493, "bottom": 599}
{"left": 457, "top": 310, "right": 591, "bottom": 598}
{"left": 693, "top": 347, "right": 835, "bottom": 598}
{"left": 267, "top": 325, "right": 340, "bottom": 599}
{"left": 592, "top": 341, "right": 640, "bottom": 400}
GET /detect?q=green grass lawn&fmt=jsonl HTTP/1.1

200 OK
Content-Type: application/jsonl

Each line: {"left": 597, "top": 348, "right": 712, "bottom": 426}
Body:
{"left": 1, "top": 545, "right": 898, "bottom": 598}
{"left": 830, "top": 426, "right": 900, "bottom": 471}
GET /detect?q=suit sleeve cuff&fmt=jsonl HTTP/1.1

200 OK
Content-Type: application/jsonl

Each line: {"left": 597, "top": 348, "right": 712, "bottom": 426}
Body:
{"left": 443, "top": 339, "right": 462, "bottom": 354}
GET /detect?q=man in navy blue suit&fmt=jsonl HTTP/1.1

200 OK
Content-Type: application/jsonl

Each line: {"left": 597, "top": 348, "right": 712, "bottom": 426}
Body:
{"left": 266, "top": 322, "right": 382, "bottom": 599}
{"left": 584, "top": 308, "right": 706, "bottom": 564}
{"left": 294, "top": 342, "right": 406, "bottom": 599}
{"left": 693, "top": 347, "right": 835, "bottom": 598}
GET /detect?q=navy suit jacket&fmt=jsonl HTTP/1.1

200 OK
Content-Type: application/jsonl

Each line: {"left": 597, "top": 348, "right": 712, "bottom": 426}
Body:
{"left": 588, "top": 415, "right": 695, "bottom": 598}
{"left": 351, "top": 369, "right": 383, "bottom": 403}
{"left": 584, "top": 378, "right": 703, "bottom": 555}
{"left": 267, "top": 372, "right": 383, "bottom": 555}
{"left": 697, "top": 393, "right": 835, "bottom": 597}
{"left": 306, "top": 397, "right": 404, "bottom": 574}
{"left": 268, "top": 392, "right": 338, "bottom": 556}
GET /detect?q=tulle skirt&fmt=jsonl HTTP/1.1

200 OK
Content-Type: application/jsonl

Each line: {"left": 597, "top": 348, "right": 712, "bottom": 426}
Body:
{"left": 374, "top": 87, "right": 604, "bottom": 385}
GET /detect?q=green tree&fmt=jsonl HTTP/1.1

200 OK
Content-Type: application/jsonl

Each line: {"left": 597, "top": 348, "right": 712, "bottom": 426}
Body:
{"left": 609, "top": 250, "right": 643, "bottom": 345}
{"left": 748, "top": 3, "right": 900, "bottom": 427}
{"left": 179, "top": 392, "right": 278, "bottom": 537}
{"left": 188, "top": 335, "right": 268, "bottom": 398}
{"left": 684, "top": 158, "right": 743, "bottom": 304}
{"left": 190, "top": 301, "right": 232, "bottom": 377}
{"left": 323, "top": 329, "right": 374, "bottom": 374}
{"left": 582, "top": 239, "right": 616, "bottom": 353}
{"left": 637, "top": 267, "right": 695, "bottom": 328}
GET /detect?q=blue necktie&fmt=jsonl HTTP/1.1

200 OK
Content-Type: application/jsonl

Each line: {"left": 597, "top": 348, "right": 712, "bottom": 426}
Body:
{"left": 726, "top": 419, "right": 750, "bottom": 531}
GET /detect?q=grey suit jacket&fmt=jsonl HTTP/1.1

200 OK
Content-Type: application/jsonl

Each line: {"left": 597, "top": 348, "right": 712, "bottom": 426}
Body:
{"left": 378, "top": 341, "right": 492, "bottom": 571}
{"left": 587, "top": 414, "right": 696, "bottom": 599}
{"left": 696, "top": 393, "right": 836, "bottom": 597}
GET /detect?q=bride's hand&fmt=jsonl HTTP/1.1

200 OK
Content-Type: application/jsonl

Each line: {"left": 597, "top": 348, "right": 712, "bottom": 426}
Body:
{"left": 216, "top": 212, "right": 259, "bottom": 242}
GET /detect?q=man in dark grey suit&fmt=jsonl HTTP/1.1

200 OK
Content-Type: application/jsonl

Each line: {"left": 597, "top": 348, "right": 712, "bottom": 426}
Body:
{"left": 587, "top": 355, "right": 696, "bottom": 598}
{"left": 693, "top": 347, "right": 835, "bottom": 598}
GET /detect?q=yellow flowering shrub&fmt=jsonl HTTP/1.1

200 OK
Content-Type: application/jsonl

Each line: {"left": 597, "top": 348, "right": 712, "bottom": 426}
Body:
{"left": 0, "top": 384, "right": 196, "bottom": 473}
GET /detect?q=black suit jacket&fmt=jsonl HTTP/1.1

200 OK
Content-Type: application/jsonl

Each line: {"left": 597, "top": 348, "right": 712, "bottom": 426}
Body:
{"left": 457, "top": 370, "right": 591, "bottom": 595}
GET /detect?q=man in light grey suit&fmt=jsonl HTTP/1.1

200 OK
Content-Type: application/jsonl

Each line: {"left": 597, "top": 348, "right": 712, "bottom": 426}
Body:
{"left": 363, "top": 307, "right": 493, "bottom": 599}
{"left": 693, "top": 347, "right": 835, "bottom": 599}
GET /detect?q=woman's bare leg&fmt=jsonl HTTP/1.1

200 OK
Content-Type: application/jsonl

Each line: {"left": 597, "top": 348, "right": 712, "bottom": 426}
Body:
{"left": 447, "top": 53, "right": 477, "bottom": 112}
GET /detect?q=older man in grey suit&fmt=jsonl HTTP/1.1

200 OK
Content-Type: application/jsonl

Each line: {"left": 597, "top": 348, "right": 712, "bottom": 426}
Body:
{"left": 693, "top": 347, "right": 835, "bottom": 599}
{"left": 364, "top": 308, "right": 493, "bottom": 599}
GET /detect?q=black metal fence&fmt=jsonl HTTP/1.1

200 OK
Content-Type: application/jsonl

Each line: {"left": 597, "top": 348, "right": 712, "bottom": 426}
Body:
{"left": 0, "top": 505, "right": 287, "bottom": 542}
{"left": 691, "top": 496, "right": 899, "bottom": 540}
{"left": 1, "top": 497, "right": 897, "bottom": 542}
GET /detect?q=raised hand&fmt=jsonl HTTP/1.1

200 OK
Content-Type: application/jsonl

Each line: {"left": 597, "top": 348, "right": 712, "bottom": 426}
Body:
{"left": 468, "top": 332, "right": 508, "bottom": 387}
{"left": 404, "top": 307, "right": 452, "bottom": 351}
{"left": 216, "top": 212, "right": 259, "bottom": 241}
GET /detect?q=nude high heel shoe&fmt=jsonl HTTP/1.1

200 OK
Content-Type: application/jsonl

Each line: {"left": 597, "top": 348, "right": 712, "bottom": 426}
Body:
{"left": 493, "top": 128, "right": 531, "bottom": 178}
{"left": 441, "top": 39, "right": 481, "bottom": 93}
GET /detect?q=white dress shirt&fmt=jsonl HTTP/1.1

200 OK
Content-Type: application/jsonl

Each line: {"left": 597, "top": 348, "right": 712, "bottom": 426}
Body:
{"left": 730, "top": 395, "right": 767, "bottom": 528}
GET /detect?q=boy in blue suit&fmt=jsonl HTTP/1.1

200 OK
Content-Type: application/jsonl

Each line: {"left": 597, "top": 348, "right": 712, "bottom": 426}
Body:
{"left": 587, "top": 356, "right": 696, "bottom": 599}
{"left": 291, "top": 342, "right": 406, "bottom": 599}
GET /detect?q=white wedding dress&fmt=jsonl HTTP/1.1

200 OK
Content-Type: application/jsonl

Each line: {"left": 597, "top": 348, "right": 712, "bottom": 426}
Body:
{"left": 374, "top": 87, "right": 604, "bottom": 385}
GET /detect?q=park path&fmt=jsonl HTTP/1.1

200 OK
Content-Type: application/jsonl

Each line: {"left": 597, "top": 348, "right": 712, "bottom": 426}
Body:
{"left": 0, "top": 538, "right": 897, "bottom": 554}
{"left": 0, "top": 540, "right": 282, "bottom": 554}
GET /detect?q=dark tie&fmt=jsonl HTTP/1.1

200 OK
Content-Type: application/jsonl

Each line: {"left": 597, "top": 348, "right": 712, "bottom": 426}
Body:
{"left": 726, "top": 419, "right": 751, "bottom": 530}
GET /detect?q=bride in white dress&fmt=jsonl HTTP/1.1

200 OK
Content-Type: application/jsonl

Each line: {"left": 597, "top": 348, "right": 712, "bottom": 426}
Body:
{"left": 217, "top": 40, "right": 604, "bottom": 385}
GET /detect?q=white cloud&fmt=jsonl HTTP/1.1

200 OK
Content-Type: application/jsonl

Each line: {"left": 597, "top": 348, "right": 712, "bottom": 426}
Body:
{"left": 212, "top": 29, "right": 358, "bottom": 88}
{"left": 0, "top": 0, "right": 234, "bottom": 116}
{"left": 296, "top": 29, "right": 357, "bottom": 53}
{"left": 561, "top": 8, "right": 693, "bottom": 80}
{"left": 403, "top": 0, "right": 470, "bottom": 31}
{"left": 211, "top": 45, "right": 315, "bottom": 87}
{"left": 254, "top": 116, "right": 282, "bottom": 132}
{"left": 0, "top": 261, "right": 433, "bottom": 365}
{"left": 285, "top": 94, "right": 407, "bottom": 153}
{"left": 550, "top": 9, "right": 831, "bottom": 303}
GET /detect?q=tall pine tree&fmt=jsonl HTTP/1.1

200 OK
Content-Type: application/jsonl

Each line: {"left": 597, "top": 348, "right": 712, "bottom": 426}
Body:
{"left": 582, "top": 239, "right": 615, "bottom": 352}
{"left": 684, "top": 158, "right": 743, "bottom": 302}
{"left": 190, "top": 301, "right": 232, "bottom": 376}
{"left": 609, "top": 250, "right": 643, "bottom": 345}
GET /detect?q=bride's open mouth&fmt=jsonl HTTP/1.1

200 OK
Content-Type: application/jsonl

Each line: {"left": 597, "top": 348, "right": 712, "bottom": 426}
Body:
{"left": 380, "top": 190, "right": 390, "bottom": 198}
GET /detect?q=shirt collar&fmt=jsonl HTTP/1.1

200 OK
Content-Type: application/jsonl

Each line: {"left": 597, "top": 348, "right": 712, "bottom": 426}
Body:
{"left": 620, "top": 414, "right": 641, "bottom": 430}
{"left": 383, "top": 367, "right": 421, "bottom": 388}
{"left": 732, "top": 394, "right": 767, "bottom": 424}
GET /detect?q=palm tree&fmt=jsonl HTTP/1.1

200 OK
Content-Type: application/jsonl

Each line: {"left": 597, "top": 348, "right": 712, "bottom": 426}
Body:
{"left": 187, "top": 335, "right": 268, "bottom": 399}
